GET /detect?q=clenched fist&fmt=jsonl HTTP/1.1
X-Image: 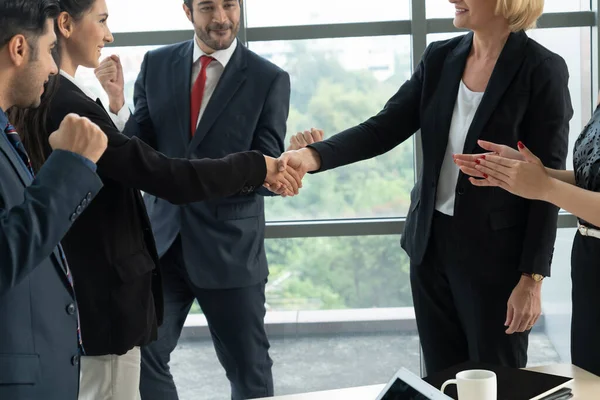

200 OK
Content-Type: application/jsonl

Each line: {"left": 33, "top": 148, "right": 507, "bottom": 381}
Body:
{"left": 49, "top": 114, "right": 108, "bottom": 164}
{"left": 94, "top": 55, "right": 125, "bottom": 113}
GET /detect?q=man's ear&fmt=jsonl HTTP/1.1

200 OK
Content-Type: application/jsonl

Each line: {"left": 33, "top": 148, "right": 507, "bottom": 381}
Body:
{"left": 183, "top": 3, "right": 194, "bottom": 23}
{"left": 5, "top": 35, "right": 29, "bottom": 67}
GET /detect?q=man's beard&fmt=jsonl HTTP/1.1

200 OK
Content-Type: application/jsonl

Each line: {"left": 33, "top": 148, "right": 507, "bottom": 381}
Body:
{"left": 10, "top": 65, "right": 43, "bottom": 109}
{"left": 196, "top": 22, "right": 239, "bottom": 51}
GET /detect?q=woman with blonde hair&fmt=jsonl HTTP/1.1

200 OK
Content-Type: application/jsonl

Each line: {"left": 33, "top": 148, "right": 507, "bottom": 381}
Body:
{"left": 279, "top": 0, "right": 572, "bottom": 374}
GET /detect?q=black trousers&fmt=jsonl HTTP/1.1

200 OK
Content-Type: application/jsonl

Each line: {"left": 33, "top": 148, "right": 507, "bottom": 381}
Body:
{"left": 140, "top": 237, "right": 274, "bottom": 400}
{"left": 411, "top": 211, "right": 529, "bottom": 375}
{"left": 571, "top": 232, "right": 600, "bottom": 376}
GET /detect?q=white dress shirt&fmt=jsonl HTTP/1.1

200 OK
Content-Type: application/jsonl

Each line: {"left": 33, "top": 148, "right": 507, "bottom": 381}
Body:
{"left": 60, "top": 70, "right": 128, "bottom": 129}
{"left": 191, "top": 37, "right": 237, "bottom": 128}
{"left": 109, "top": 36, "right": 238, "bottom": 132}
{"left": 435, "top": 80, "right": 484, "bottom": 216}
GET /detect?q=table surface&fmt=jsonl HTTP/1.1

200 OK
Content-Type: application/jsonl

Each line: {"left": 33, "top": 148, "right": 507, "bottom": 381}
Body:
{"left": 259, "top": 364, "right": 600, "bottom": 399}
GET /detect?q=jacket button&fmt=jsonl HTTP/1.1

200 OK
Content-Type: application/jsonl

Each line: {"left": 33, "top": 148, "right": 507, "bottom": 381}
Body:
{"left": 70, "top": 213, "right": 77, "bottom": 222}
{"left": 76, "top": 206, "right": 83, "bottom": 214}
{"left": 86, "top": 192, "right": 92, "bottom": 201}
{"left": 71, "top": 355, "right": 80, "bottom": 366}
{"left": 66, "top": 303, "right": 76, "bottom": 315}
{"left": 457, "top": 187, "right": 465, "bottom": 195}
{"left": 81, "top": 199, "right": 88, "bottom": 207}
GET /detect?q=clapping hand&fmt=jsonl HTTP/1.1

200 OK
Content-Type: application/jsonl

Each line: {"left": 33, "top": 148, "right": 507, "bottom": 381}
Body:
{"left": 453, "top": 139, "right": 526, "bottom": 178}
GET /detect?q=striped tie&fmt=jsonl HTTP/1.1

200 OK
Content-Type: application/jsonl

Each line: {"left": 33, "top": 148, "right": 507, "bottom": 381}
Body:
{"left": 4, "top": 122, "right": 85, "bottom": 353}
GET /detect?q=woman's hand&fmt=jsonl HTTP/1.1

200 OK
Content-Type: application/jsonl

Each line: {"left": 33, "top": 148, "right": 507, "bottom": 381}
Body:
{"left": 468, "top": 142, "right": 554, "bottom": 201}
{"left": 454, "top": 139, "right": 526, "bottom": 178}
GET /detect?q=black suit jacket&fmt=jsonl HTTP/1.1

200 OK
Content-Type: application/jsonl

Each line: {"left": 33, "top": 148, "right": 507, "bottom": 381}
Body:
{"left": 0, "top": 109, "right": 103, "bottom": 399}
{"left": 124, "top": 40, "right": 290, "bottom": 289}
{"left": 45, "top": 76, "right": 268, "bottom": 355}
{"left": 310, "top": 31, "right": 572, "bottom": 276}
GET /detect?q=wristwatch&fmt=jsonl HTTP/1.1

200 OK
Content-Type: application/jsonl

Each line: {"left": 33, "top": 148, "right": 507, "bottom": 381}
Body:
{"left": 522, "top": 272, "right": 544, "bottom": 282}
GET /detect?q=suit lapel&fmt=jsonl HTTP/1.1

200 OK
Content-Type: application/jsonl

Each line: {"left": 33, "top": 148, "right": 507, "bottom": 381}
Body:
{"left": 0, "top": 131, "right": 32, "bottom": 187}
{"left": 172, "top": 41, "right": 194, "bottom": 146}
{"left": 0, "top": 130, "right": 70, "bottom": 279}
{"left": 188, "top": 44, "right": 247, "bottom": 152}
{"left": 461, "top": 31, "right": 529, "bottom": 154}
{"left": 432, "top": 33, "right": 473, "bottom": 169}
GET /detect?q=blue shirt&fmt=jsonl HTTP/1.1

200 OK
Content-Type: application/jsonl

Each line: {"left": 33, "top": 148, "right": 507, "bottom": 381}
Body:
{"left": 0, "top": 108, "right": 97, "bottom": 173}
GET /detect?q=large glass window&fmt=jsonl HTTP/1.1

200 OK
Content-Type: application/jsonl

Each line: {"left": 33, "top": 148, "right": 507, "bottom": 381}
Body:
{"left": 104, "top": 0, "right": 190, "bottom": 33}
{"left": 249, "top": 36, "right": 415, "bottom": 221}
{"left": 75, "top": 46, "right": 161, "bottom": 110}
{"left": 245, "top": 0, "right": 410, "bottom": 27}
{"left": 426, "top": 0, "right": 591, "bottom": 18}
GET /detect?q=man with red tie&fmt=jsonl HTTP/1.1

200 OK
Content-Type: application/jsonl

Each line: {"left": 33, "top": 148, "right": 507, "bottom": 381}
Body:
{"left": 97, "top": 0, "right": 290, "bottom": 398}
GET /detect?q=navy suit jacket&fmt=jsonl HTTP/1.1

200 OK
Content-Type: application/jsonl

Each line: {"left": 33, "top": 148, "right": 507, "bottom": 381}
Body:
{"left": 0, "top": 111, "right": 103, "bottom": 399}
{"left": 124, "top": 40, "right": 290, "bottom": 289}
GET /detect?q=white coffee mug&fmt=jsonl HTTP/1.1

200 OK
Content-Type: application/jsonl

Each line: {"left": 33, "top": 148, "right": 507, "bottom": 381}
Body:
{"left": 441, "top": 369, "right": 497, "bottom": 400}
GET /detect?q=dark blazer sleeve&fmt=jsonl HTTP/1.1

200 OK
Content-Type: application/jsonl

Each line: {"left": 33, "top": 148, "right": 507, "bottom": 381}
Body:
{"left": 122, "top": 51, "right": 156, "bottom": 147}
{"left": 52, "top": 95, "right": 267, "bottom": 205}
{"left": 252, "top": 70, "right": 290, "bottom": 197}
{"left": 308, "top": 44, "right": 433, "bottom": 172}
{"left": 0, "top": 151, "right": 103, "bottom": 295}
{"left": 518, "top": 56, "right": 572, "bottom": 276}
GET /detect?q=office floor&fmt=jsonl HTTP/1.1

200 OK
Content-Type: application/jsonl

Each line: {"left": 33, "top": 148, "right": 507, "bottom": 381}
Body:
{"left": 169, "top": 332, "right": 560, "bottom": 400}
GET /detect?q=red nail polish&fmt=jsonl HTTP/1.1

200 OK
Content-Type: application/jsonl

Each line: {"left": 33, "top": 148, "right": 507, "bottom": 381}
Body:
{"left": 518, "top": 141, "right": 524, "bottom": 149}
{"left": 476, "top": 159, "right": 481, "bottom": 164}
{"left": 480, "top": 155, "right": 486, "bottom": 160}
{"left": 483, "top": 173, "right": 489, "bottom": 179}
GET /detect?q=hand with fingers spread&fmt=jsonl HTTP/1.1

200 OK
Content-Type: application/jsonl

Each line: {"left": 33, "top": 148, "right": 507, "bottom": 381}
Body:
{"left": 468, "top": 141, "right": 553, "bottom": 201}
{"left": 263, "top": 155, "right": 304, "bottom": 197}
{"left": 453, "top": 139, "right": 526, "bottom": 179}
{"left": 286, "top": 128, "right": 324, "bottom": 151}
{"left": 94, "top": 55, "right": 125, "bottom": 113}
{"left": 505, "top": 275, "right": 542, "bottom": 334}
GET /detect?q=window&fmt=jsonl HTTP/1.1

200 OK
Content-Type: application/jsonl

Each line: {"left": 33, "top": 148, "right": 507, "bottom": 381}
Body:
{"left": 104, "top": 0, "right": 191, "bottom": 33}
{"left": 264, "top": 235, "right": 412, "bottom": 310}
{"left": 245, "top": 0, "right": 410, "bottom": 27}
{"left": 426, "top": 0, "right": 590, "bottom": 18}
{"left": 248, "top": 36, "right": 415, "bottom": 221}
{"left": 75, "top": 46, "right": 161, "bottom": 110}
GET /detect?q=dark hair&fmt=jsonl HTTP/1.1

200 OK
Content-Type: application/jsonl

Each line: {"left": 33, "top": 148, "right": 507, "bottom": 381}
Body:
{"left": 8, "top": 0, "right": 96, "bottom": 172}
{"left": 0, "top": 0, "right": 60, "bottom": 49}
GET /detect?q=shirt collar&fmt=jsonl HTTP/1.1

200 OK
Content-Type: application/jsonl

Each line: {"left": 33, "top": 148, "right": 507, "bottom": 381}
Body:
{"left": 192, "top": 35, "right": 237, "bottom": 68}
{"left": 59, "top": 70, "right": 98, "bottom": 101}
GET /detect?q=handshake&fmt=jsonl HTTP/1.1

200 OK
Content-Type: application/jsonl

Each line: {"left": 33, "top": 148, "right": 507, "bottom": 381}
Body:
{"left": 262, "top": 128, "right": 325, "bottom": 197}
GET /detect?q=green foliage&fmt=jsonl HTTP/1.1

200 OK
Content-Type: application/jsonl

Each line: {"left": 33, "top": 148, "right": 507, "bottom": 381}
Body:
{"left": 260, "top": 41, "right": 417, "bottom": 311}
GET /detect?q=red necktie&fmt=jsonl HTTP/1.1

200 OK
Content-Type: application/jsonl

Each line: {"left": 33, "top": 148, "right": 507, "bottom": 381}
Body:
{"left": 190, "top": 55, "right": 214, "bottom": 136}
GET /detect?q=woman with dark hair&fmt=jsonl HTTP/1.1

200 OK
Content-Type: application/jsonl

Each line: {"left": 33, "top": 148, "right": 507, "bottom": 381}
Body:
{"left": 8, "top": 0, "right": 301, "bottom": 398}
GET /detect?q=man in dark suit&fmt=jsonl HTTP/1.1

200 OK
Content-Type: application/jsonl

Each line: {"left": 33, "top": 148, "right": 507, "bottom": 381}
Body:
{"left": 97, "top": 0, "right": 289, "bottom": 398}
{"left": 0, "top": 1, "right": 108, "bottom": 398}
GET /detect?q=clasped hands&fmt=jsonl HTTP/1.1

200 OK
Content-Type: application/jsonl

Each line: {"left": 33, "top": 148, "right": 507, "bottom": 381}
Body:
{"left": 263, "top": 129, "right": 324, "bottom": 196}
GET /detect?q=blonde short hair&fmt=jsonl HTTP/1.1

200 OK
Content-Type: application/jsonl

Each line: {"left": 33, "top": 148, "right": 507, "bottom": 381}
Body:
{"left": 496, "top": 0, "right": 544, "bottom": 32}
